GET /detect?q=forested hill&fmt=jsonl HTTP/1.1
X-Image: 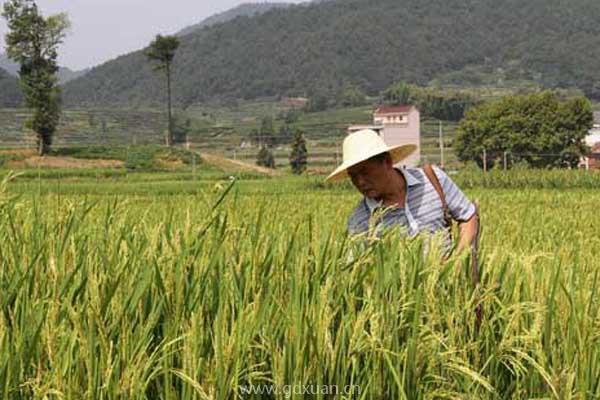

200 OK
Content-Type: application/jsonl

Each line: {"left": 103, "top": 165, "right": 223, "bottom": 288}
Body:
{"left": 177, "top": 3, "right": 292, "bottom": 37}
{"left": 63, "top": 0, "right": 600, "bottom": 108}
{"left": 0, "top": 67, "right": 23, "bottom": 107}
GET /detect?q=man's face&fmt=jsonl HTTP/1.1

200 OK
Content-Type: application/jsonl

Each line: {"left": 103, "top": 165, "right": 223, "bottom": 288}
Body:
{"left": 347, "top": 156, "right": 392, "bottom": 199}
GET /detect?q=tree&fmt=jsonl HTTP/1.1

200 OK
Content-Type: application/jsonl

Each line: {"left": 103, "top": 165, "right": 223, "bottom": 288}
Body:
{"left": 2, "top": 0, "right": 70, "bottom": 155}
{"left": 382, "top": 81, "right": 412, "bottom": 106}
{"left": 171, "top": 113, "right": 191, "bottom": 144}
{"left": 410, "top": 88, "right": 478, "bottom": 121}
{"left": 256, "top": 146, "right": 275, "bottom": 169}
{"left": 145, "top": 34, "right": 180, "bottom": 147}
{"left": 455, "top": 91, "right": 593, "bottom": 169}
{"left": 338, "top": 86, "right": 367, "bottom": 107}
{"left": 304, "top": 91, "right": 329, "bottom": 113}
{"left": 289, "top": 129, "right": 308, "bottom": 174}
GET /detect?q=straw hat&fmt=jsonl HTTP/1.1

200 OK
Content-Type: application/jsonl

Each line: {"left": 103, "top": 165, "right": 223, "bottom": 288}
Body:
{"left": 326, "top": 129, "right": 416, "bottom": 182}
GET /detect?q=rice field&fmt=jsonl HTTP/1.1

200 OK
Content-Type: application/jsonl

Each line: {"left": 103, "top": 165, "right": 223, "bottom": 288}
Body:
{"left": 1, "top": 170, "right": 600, "bottom": 399}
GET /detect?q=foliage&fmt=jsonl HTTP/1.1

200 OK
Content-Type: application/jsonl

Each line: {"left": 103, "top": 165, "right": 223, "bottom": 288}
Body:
{"left": 411, "top": 87, "right": 479, "bottom": 121}
{"left": 289, "top": 129, "right": 308, "bottom": 174}
{"left": 382, "top": 82, "right": 478, "bottom": 121}
{"left": 172, "top": 113, "right": 192, "bottom": 144}
{"left": 145, "top": 35, "right": 180, "bottom": 74}
{"left": 256, "top": 146, "right": 275, "bottom": 168}
{"left": 382, "top": 81, "right": 411, "bottom": 105}
{"left": 176, "top": 2, "right": 291, "bottom": 36}
{"left": 2, "top": 0, "right": 70, "bottom": 155}
{"left": 338, "top": 85, "right": 368, "bottom": 107}
{"left": 455, "top": 91, "right": 594, "bottom": 169}
{"left": 145, "top": 34, "right": 180, "bottom": 146}
{"left": 304, "top": 91, "right": 330, "bottom": 113}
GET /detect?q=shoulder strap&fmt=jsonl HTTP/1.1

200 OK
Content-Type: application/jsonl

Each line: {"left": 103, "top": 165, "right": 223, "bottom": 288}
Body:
{"left": 423, "top": 164, "right": 453, "bottom": 227}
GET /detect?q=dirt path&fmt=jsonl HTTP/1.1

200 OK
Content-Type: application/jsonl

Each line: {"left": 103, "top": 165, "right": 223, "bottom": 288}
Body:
{"left": 200, "top": 153, "right": 281, "bottom": 176}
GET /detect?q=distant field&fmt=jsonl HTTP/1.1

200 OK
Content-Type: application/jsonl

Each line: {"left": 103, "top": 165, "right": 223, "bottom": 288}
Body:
{"left": 2, "top": 93, "right": 597, "bottom": 172}
{"left": 0, "top": 102, "right": 461, "bottom": 172}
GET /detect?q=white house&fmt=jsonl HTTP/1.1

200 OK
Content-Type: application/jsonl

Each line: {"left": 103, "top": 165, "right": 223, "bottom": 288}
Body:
{"left": 580, "top": 111, "right": 600, "bottom": 169}
{"left": 348, "top": 105, "right": 421, "bottom": 167}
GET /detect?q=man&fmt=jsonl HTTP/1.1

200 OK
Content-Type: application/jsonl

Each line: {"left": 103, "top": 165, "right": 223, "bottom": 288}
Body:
{"left": 327, "top": 129, "right": 479, "bottom": 256}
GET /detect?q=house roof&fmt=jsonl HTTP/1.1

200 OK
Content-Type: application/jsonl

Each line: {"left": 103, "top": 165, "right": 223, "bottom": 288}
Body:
{"left": 374, "top": 105, "right": 414, "bottom": 114}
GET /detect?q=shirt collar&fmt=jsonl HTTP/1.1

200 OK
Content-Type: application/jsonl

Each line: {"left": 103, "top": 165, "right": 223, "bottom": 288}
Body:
{"left": 364, "top": 167, "right": 421, "bottom": 213}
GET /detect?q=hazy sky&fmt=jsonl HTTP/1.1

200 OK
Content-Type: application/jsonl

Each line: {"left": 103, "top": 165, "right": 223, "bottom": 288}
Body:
{"left": 0, "top": 0, "right": 305, "bottom": 70}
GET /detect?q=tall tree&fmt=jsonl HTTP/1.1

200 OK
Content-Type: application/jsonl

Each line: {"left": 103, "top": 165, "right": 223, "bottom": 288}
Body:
{"left": 145, "top": 34, "right": 180, "bottom": 147}
{"left": 289, "top": 129, "right": 307, "bottom": 174}
{"left": 2, "top": 0, "right": 69, "bottom": 155}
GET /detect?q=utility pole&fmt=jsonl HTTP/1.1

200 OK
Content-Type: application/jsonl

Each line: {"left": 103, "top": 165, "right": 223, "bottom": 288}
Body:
{"left": 503, "top": 151, "right": 507, "bottom": 170}
{"left": 439, "top": 120, "right": 445, "bottom": 168}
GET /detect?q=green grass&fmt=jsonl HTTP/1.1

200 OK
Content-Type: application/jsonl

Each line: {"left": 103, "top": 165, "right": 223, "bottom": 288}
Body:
{"left": 0, "top": 152, "right": 25, "bottom": 167}
{"left": 1, "top": 170, "right": 600, "bottom": 398}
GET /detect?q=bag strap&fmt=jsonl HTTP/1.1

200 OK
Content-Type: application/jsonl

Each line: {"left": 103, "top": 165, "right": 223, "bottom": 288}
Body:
{"left": 423, "top": 164, "right": 453, "bottom": 228}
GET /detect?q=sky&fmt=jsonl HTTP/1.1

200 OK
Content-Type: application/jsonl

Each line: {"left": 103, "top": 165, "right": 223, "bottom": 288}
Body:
{"left": 0, "top": 0, "right": 305, "bottom": 71}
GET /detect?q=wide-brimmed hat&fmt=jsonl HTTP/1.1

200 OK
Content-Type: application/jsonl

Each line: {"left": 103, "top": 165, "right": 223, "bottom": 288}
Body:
{"left": 326, "top": 129, "right": 416, "bottom": 182}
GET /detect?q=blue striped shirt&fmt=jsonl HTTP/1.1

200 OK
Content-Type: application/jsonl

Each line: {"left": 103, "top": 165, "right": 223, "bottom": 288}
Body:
{"left": 347, "top": 166, "right": 475, "bottom": 249}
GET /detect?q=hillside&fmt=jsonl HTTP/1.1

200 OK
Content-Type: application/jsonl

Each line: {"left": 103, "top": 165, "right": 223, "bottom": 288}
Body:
{"left": 0, "top": 53, "right": 88, "bottom": 84}
{"left": 0, "top": 67, "right": 23, "bottom": 107}
{"left": 63, "top": 0, "right": 600, "bottom": 108}
{"left": 177, "top": 2, "right": 292, "bottom": 37}
{"left": 0, "top": 53, "right": 18, "bottom": 75}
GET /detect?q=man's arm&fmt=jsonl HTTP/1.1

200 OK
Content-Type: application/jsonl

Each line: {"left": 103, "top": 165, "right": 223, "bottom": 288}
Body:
{"left": 456, "top": 211, "right": 479, "bottom": 255}
{"left": 430, "top": 166, "right": 479, "bottom": 255}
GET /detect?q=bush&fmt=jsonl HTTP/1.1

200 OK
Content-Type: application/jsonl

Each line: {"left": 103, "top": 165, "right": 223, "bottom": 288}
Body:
{"left": 125, "top": 148, "right": 156, "bottom": 170}
{"left": 256, "top": 147, "right": 275, "bottom": 169}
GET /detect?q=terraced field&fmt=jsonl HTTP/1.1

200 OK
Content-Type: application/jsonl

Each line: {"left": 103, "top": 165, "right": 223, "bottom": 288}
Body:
{"left": 2, "top": 104, "right": 460, "bottom": 173}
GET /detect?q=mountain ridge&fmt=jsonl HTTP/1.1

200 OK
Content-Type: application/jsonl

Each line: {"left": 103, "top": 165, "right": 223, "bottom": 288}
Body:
{"left": 54, "top": 0, "right": 600, "bottom": 107}
{"left": 177, "top": 2, "right": 293, "bottom": 37}
{"left": 0, "top": 53, "right": 89, "bottom": 84}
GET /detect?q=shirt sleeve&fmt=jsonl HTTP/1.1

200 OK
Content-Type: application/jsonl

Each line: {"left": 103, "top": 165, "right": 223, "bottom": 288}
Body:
{"left": 432, "top": 166, "right": 476, "bottom": 221}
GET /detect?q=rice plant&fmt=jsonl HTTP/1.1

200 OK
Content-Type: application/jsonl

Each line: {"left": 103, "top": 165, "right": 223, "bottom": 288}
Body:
{"left": 0, "top": 173, "right": 599, "bottom": 399}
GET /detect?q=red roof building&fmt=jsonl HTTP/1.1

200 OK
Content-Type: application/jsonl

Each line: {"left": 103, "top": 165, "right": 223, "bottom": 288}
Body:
{"left": 348, "top": 105, "right": 421, "bottom": 167}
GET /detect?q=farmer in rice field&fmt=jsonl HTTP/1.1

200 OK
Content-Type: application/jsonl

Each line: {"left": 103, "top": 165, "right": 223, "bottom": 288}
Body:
{"left": 326, "top": 129, "right": 479, "bottom": 256}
